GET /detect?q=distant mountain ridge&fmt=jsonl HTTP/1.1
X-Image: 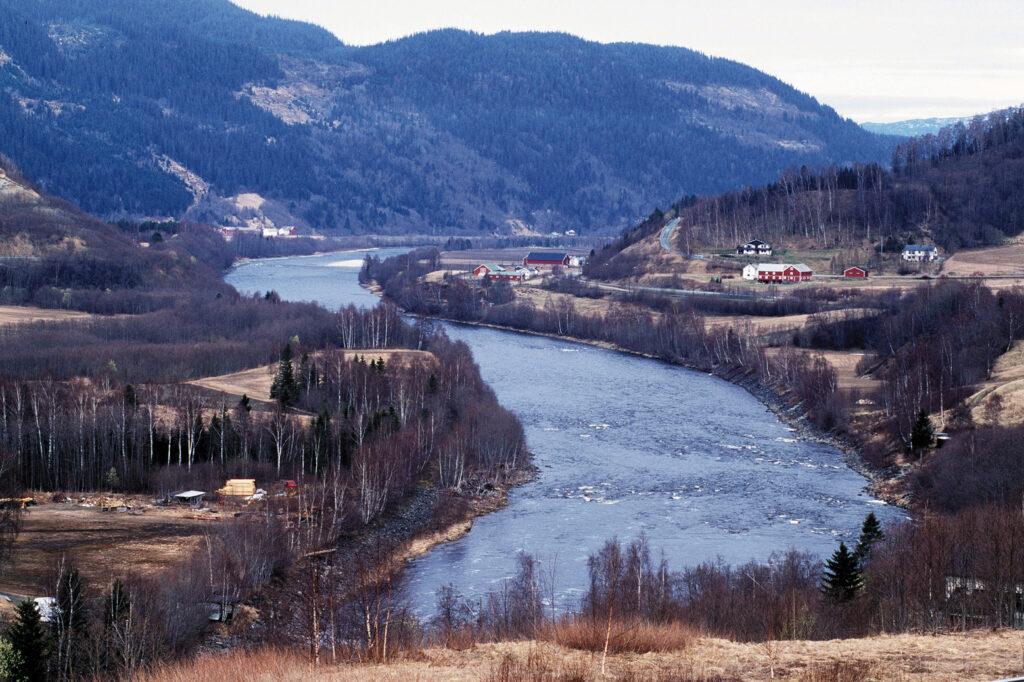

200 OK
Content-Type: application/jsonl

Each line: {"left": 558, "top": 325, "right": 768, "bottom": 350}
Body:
{"left": 0, "top": 0, "right": 894, "bottom": 234}
{"left": 861, "top": 116, "right": 976, "bottom": 137}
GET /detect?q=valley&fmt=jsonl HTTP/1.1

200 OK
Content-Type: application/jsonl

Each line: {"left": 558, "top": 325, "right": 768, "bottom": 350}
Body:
{"left": 0, "top": 1, "right": 1022, "bottom": 679}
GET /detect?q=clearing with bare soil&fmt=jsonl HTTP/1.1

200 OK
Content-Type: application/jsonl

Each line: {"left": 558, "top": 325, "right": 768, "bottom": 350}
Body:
{"left": 0, "top": 501, "right": 215, "bottom": 604}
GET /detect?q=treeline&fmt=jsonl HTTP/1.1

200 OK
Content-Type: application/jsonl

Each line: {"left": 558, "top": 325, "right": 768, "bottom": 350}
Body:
{"left": 364, "top": 249, "right": 850, "bottom": 432}
{"left": 423, "top": 506, "right": 1024, "bottom": 653}
{"left": 0, "top": 316, "right": 527, "bottom": 679}
{"left": 0, "top": 304, "right": 523, "bottom": 496}
{"left": 369, "top": 250, "right": 1024, "bottom": 505}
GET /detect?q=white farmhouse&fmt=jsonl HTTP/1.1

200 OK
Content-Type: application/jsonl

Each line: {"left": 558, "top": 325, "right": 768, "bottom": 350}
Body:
{"left": 742, "top": 264, "right": 758, "bottom": 280}
{"left": 902, "top": 244, "right": 939, "bottom": 262}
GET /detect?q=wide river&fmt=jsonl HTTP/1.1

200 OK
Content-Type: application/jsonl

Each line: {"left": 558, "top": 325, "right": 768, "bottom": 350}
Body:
{"left": 227, "top": 250, "right": 902, "bottom": 613}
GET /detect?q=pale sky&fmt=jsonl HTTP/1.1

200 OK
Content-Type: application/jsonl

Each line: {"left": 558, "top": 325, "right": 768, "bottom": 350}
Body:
{"left": 231, "top": 0, "right": 1024, "bottom": 122}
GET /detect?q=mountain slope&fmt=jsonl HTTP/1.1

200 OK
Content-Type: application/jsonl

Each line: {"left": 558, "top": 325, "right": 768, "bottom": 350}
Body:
{"left": 862, "top": 115, "right": 977, "bottom": 137}
{"left": 0, "top": 0, "right": 893, "bottom": 234}
{"left": 587, "top": 107, "right": 1024, "bottom": 278}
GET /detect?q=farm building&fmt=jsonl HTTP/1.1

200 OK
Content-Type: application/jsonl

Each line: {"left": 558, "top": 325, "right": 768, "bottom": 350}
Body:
{"left": 473, "top": 263, "right": 529, "bottom": 282}
{"left": 473, "top": 263, "right": 504, "bottom": 278}
{"left": 523, "top": 252, "right": 571, "bottom": 268}
{"left": 902, "top": 244, "right": 939, "bottom": 262}
{"left": 742, "top": 264, "right": 758, "bottom": 280}
{"left": 756, "top": 263, "right": 812, "bottom": 284}
{"left": 737, "top": 239, "right": 773, "bottom": 256}
{"left": 843, "top": 266, "right": 869, "bottom": 278}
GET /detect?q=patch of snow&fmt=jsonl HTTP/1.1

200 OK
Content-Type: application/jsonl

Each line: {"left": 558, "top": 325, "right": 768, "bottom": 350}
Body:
{"left": 152, "top": 154, "right": 210, "bottom": 206}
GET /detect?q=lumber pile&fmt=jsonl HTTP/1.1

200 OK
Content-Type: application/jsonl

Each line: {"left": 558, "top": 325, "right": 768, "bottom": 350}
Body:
{"left": 217, "top": 479, "right": 256, "bottom": 498}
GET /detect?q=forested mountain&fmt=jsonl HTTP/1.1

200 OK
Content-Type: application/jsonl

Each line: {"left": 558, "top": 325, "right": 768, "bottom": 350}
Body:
{"left": 589, "top": 107, "right": 1024, "bottom": 276}
{"left": 861, "top": 116, "right": 974, "bottom": 138}
{"left": 0, "top": 0, "right": 892, "bottom": 234}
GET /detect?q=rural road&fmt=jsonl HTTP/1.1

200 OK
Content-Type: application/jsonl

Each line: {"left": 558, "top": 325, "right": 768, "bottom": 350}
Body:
{"left": 584, "top": 279, "right": 778, "bottom": 302}
{"left": 659, "top": 218, "right": 681, "bottom": 252}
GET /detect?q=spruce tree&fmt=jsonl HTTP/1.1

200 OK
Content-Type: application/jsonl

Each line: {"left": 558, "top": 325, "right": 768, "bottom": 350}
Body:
{"left": 270, "top": 342, "right": 299, "bottom": 407}
{"left": 821, "top": 542, "right": 863, "bottom": 603}
{"left": 910, "top": 410, "right": 934, "bottom": 453}
{"left": 7, "top": 600, "right": 48, "bottom": 682}
{"left": 854, "top": 512, "right": 885, "bottom": 561}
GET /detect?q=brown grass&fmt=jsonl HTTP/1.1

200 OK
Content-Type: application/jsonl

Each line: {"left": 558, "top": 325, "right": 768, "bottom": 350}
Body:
{"left": 188, "top": 349, "right": 435, "bottom": 403}
{"left": 541, "top": 618, "right": 698, "bottom": 654}
{"left": 136, "top": 629, "right": 1024, "bottom": 681}
{"left": 0, "top": 501, "right": 214, "bottom": 603}
{"left": 942, "top": 242, "right": 1024, "bottom": 278}
{"left": 135, "top": 648, "right": 312, "bottom": 682}
{"left": 966, "top": 340, "right": 1024, "bottom": 427}
{"left": 0, "top": 304, "right": 94, "bottom": 326}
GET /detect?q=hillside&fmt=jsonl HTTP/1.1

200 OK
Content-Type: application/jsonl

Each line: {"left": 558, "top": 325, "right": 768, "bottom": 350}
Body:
{"left": 0, "top": 0, "right": 892, "bottom": 234}
{"left": 861, "top": 115, "right": 974, "bottom": 137}
{"left": 586, "top": 106, "right": 1024, "bottom": 280}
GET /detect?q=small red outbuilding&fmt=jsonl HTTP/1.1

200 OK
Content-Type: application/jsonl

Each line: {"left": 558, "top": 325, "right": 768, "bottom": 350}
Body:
{"left": 843, "top": 266, "right": 869, "bottom": 278}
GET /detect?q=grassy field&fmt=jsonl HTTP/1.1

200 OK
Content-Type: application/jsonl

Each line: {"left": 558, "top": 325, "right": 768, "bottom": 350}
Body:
{"left": 0, "top": 305, "right": 95, "bottom": 326}
{"left": 942, "top": 242, "right": 1024, "bottom": 278}
{"left": 137, "top": 629, "right": 1024, "bottom": 681}
{"left": 966, "top": 340, "right": 1024, "bottom": 427}
{"left": 0, "top": 501, "right": 214, "bottom": 605}
{"left": 188, "top": 350, "right": 435, "bottom": 404}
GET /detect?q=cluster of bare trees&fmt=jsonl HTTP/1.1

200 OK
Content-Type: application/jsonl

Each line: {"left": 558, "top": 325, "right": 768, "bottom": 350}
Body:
{"left": 0, "top": 333, "right": 525, "bottom": 519}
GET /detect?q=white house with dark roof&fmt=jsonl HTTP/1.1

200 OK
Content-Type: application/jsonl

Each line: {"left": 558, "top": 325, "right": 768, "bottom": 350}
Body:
{"left": 737, "top": 239, "right": 773, "bottom": 256}
{"left": 902, "top": 244, "right": 939, "bottom": 262}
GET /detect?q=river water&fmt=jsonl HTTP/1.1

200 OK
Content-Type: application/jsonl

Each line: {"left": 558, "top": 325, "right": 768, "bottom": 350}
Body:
{"left": 226, "top": 250, "right": 902, "bottom": 614}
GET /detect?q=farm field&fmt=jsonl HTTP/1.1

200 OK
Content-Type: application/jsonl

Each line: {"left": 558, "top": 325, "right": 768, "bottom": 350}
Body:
{"left": 0, "top": 501, "right": 214, "bottom": 605}
{"left": 942, "top": 242, "right": 1024, "bottom": 278}
{"left": 188, "top": 350, "right": 436, "bottom": 404}
{"left": 438, "top": 247, "right": 588, "bottom": 269}
{"left": 965, "top": 340, "right": 1024, "bottom": 427}
{"left": 0, "top": 305, "right": 95, "bottom": 326}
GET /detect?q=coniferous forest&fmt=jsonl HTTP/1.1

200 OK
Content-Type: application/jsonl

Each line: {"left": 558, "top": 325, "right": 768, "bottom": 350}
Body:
{"left": 0, "top": 0, "right": 892, "bottom": 233}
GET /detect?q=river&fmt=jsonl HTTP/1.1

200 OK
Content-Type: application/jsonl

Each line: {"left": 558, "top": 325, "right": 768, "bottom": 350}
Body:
{"left": 226, "top": 250, "right": 903, "bottom": 614}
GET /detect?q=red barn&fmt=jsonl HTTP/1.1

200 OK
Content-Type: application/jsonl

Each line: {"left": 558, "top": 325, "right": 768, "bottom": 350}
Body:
{"left": 473, "top": 263, "right": 503, "bottom": 278}
{"left": 756, "top": 263, "right": 812, "bottom": 283}
{"left": 843, "top": 266, "right": 869, "bottom": 278}
{"left": 523, "top": 252, "right": 570, "bottom": 268}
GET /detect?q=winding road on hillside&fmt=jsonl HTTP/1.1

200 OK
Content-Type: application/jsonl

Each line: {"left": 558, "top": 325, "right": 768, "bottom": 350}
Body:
{"left": 660, "top": 217, "right": 682, "bottom": 252}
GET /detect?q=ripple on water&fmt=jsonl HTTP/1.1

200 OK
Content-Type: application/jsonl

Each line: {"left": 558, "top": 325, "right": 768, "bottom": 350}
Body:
{"left": 226, "top": 253, "right": 908, "bottom": 616}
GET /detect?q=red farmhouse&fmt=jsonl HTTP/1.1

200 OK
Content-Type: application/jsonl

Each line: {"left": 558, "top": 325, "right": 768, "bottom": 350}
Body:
{"left": 843, "top": 266, "right": 869, "bottom": 278}
{"left": 756, "top": 263, "right": 813, "bottom": 284}
{"left": 523, "top": 252, "right": 570, "bottom": 268}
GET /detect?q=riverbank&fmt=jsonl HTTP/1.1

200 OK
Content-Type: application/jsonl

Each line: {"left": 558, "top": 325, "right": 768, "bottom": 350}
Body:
{"left": 364, "top": 281, "right": 905, "bottom": 510}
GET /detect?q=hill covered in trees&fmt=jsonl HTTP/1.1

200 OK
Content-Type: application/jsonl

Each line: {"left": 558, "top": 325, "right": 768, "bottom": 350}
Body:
{"left": 587, "top": 106, "right": 1024, "bottom": 277}
{"left": 0, "top": 0, "right": 892, "bottom": 234}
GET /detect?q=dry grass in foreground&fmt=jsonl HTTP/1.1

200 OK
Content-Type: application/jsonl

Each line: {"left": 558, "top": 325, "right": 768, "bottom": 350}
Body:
{"left": 137, "top": 628, "right": 1024, "bottom": 681}
{"left": 539, "top": 618, "right": 698, "bottom": 654}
